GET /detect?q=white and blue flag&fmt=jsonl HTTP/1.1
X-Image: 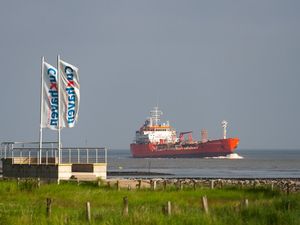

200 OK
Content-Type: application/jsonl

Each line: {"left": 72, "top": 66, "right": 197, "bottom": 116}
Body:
{"left": 59, "top": 59, "right": 80, "bottom": 128}
{"left": 42, "top": 62, "right": 59, "bottom": 130}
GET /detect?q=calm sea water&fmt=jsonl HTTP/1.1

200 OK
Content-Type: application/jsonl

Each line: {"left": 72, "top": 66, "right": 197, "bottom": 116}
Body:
{"left": 107, "top": 149, "right": 300, "bottom": 178}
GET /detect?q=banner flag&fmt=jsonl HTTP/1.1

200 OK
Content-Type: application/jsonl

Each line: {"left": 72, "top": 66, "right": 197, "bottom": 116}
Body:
{"left": 42, "top": 62, "right": 59, "bottom": 130}
{"left": 59, "top": 59, "right": 80, "bottom": 128}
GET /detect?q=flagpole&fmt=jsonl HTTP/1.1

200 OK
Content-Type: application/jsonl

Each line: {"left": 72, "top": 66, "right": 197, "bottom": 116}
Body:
{"left": 39, "top": 56, "right": 44, "bottom": 164}
{"left": 57, "top": 55, "right": 61, "bottom": 164}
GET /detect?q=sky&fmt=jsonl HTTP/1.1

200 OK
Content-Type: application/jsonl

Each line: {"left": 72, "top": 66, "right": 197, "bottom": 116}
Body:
{"left": 0, "top": 1, "right": 299, "bottom": 150}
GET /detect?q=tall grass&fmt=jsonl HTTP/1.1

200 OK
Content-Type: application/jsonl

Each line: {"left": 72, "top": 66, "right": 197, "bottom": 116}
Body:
{"left": 0, "top": 180, "right": 299, "bottom": 225}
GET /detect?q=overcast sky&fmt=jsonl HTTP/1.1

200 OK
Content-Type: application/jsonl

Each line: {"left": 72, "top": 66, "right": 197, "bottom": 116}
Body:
{"left": 0, "top": 1, "right": 299, "bottom": 150}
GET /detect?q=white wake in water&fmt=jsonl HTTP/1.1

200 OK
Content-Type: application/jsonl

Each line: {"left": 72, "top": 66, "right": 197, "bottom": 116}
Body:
{"left": 205, "top": 153, "right": 244, "bottom": 159}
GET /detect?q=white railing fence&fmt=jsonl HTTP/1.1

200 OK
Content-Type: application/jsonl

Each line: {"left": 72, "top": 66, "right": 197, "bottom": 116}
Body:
{"left": 0, "top": 142, "right": 107, "bottom": 165}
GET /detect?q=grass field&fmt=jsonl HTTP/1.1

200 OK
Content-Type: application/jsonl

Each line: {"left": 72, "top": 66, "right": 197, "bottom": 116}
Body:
{"left": 0, "top": 179, "right": 299, "bottom": 225}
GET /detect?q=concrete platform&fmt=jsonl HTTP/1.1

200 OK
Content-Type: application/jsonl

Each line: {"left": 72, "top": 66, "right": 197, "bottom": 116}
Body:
{"left": 1, "top": 158, "right": 107, "bottom": 180}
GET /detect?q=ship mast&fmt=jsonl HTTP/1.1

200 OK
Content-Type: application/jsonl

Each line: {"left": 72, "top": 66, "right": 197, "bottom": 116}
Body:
{"left": 221, "top": 120, "right": 228, "bottom": 139}
{"left": 150, "top": 106, "right": 163, "bottom": 126}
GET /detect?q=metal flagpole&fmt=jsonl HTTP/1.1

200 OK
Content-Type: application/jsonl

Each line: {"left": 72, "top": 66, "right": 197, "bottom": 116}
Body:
{"left": 39, "top": 56, "right": 44, "bottom": 164}
{"left": 57, "top": 55, "right": 61, "bottom": 164}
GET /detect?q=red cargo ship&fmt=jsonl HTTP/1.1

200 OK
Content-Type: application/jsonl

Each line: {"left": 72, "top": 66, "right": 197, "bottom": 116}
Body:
{"left": 130, "top": 107, "right": 239, "bottom": 158}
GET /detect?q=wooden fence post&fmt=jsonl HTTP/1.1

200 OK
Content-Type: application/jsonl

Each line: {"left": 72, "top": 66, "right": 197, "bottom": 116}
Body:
{"left": 46, "top": 198, "right": 52, "bottom": 218}
{"left": 210, "top": 180, "right": 214, "bottom": 189}
{"left": 201, "top": 196, "right": 209, "bottom": 214}
{"left": 117, "top": 180, "right": 120, "bottom": 191}
{"left": 138, "top": 180, "right": 142, "bottom": 189}
{"left": 163, "top": 180, "right": 167, "bottom": 190}
{"left": 37, "top": 178, "right": 41, "bottom": 188}
{"left": 86, "top": 202, "right": 91, "bottom": 222}
{"left": 271, "top": 182, "right": 274, "bottom": 191}
{"left": 152, "top": 180, "right": 157, "bottom": 190}
{"left": 167, "top": 201, "right": 171, "bottom": 215}
{"left": 242, "top": 199, "right": 249, "bottom": 209}
{"left": 193, "top": 180, "right": 196, "bottom": 190}
{"left": 176, "top": 180, "right": 183, "bottom": 190}
{"left": 123, "top": 196, "right": 128, "bottom": 216}
{"left": 162, "top": 201, "right": 171, "bottom": 216}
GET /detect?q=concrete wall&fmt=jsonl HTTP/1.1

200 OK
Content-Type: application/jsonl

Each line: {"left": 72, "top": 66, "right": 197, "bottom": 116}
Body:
{"left": 58, "top": 164, "right": 72, "bottom": 180}
{"left": 1, "top": 158, "right": 107, "bottom": 180}
{"left": 2, "top": 158, "right": 59, "bottom": 179}
{"left": 93, "top": 163, "right": 107, "bottom": 179}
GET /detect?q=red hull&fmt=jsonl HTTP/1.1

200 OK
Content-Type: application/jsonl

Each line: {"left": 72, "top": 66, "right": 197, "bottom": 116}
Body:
{"left": 130, "top": 138, "right": 239, "bottom": 158}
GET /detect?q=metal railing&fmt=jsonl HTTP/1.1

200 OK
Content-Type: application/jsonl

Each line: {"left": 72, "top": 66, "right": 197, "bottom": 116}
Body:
{"left": 0, "top": 142, "right": 107, "bottom": 165}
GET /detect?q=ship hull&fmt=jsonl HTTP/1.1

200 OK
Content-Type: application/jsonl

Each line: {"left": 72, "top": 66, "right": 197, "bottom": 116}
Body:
{"left": 130, "top": 138, "right": 239, "bottom": 158}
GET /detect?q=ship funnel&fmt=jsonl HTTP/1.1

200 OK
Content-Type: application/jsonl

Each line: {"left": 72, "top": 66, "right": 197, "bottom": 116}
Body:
{"left": 201, "top": 129, "right": 208, "bottom": 143}
{"left": 221, "top": 120, "right": 228, "bottom": 139}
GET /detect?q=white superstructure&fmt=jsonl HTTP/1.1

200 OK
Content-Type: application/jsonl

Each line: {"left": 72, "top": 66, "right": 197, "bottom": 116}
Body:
{"left": 135, "top": 107, "right": 178, "bottom": 144}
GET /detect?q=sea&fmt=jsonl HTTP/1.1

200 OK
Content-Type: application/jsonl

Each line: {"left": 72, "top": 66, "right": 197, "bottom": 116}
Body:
{"left": 107, "top": 149, "right": 300, "bottom": 178}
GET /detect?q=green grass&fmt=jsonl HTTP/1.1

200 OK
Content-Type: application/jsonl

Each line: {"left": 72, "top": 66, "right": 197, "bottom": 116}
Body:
{"left": 0, "top": 179, "right": 299, "bottom": 225}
